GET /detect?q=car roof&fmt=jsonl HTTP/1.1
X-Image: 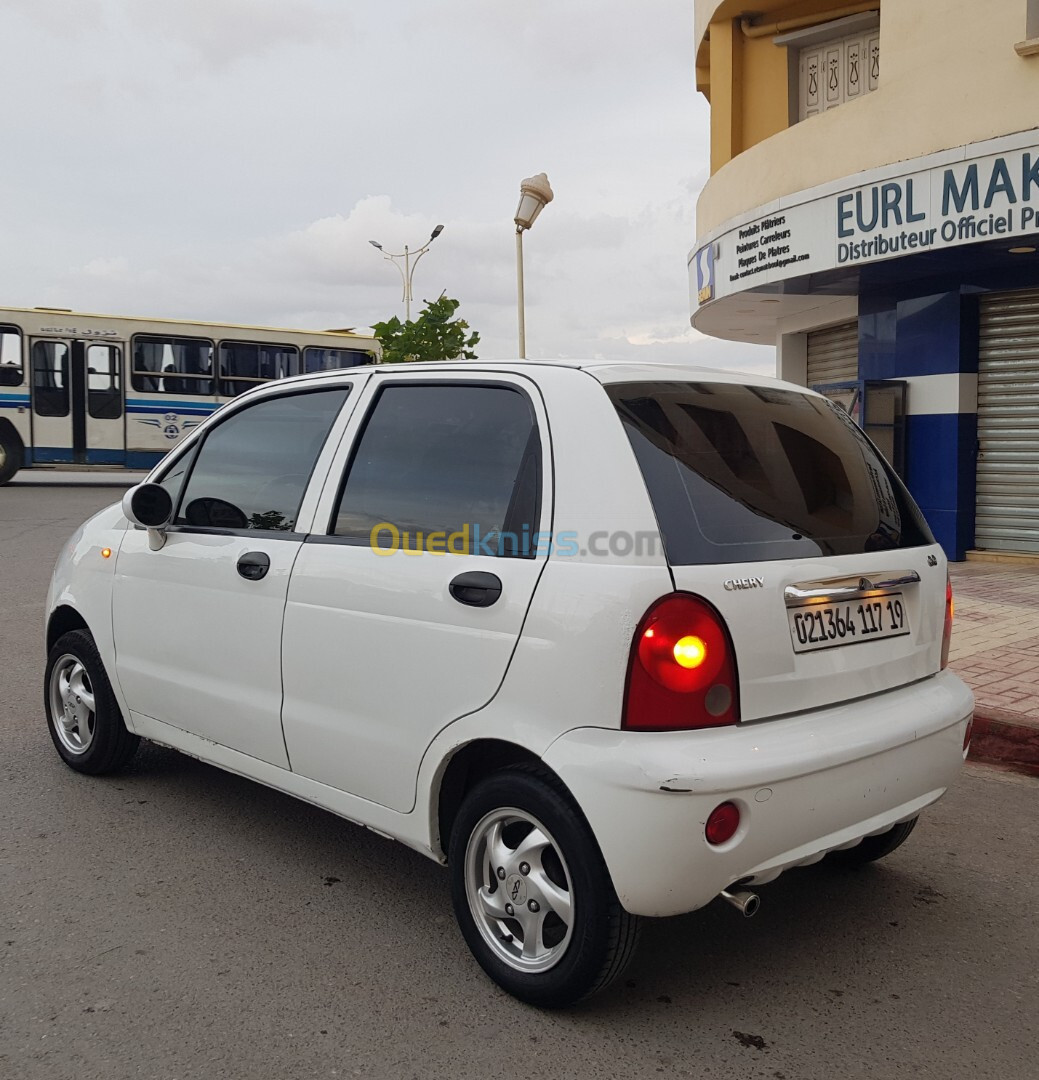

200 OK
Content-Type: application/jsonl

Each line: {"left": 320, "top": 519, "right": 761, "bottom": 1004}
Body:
{"left": 277, "top": 358, "right": 811, "bottom": 395}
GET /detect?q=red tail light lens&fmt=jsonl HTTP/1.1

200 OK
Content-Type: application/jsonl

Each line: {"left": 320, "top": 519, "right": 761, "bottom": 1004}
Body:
{"left": 941, "top": 572, "right": 953, "bottom": 670}
{"left": 623, "top": 593, "right": 740, "bottom": 731}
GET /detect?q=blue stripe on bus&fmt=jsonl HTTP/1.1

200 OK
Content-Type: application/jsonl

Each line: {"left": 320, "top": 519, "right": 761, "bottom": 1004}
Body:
{"left": 32, "top": 448, "right": 127, "bottom": 465}
{"left": 125, "top": 398, "right": 220, "bottom": 415}
{"left": 125, "top": 451, "right": 165, "bottom": 469}
{"left": 0, "top": 393, "right": 30, "bottom": 406}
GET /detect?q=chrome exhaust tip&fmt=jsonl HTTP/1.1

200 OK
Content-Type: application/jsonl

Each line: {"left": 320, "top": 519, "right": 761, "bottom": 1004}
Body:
{"left": 720, "top": 888, "right": 760, "bottom": 918}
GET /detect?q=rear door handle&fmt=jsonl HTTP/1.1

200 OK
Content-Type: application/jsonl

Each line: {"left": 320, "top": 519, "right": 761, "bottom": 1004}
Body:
{"left": 449, "top": 571, "right": 502, "bottom": 607}
{"left": 237, "top": 551, "right": 271, "bottom": 581}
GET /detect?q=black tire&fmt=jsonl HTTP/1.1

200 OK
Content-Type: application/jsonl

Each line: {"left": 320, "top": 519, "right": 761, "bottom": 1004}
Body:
{"left": 448, "top": 765, "right": 640, "bottom": 1008}
{"left": 0, "top": 425, "right": 20, "bottom": 485}
{"left": 828, "top": 817, "right": 919, "bottom": 867}
{"left": 44, "top": 629, "right": 140, "bottom": 775}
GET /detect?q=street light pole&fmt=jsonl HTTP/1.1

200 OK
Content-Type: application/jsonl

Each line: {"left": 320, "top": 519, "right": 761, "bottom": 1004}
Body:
{"left": 513, "top": 173, "right": 554, "bottom": 358}
{"left": 369, "top": 224, "right": 444, "bottom": 322}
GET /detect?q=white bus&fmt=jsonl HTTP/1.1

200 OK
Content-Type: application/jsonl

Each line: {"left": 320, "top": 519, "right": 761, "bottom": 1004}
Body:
{"left": 0, "top": 306, "right": 379, "bottom": 484}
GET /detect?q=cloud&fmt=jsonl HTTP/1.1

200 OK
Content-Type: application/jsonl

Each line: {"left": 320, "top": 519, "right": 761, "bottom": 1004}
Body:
{"left": 51, "top": 191, "right": 772, "bottom": 375}
{"left": 0, "top": 1, "right": 773, "bottom": 377}
{"left": 125, "top": 0, "right": 349, "bottom": 65}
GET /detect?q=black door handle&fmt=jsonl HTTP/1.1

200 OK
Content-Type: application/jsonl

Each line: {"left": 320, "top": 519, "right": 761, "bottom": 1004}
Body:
{"left": 449, "top": 571, "right": 502, "bottom": 607}
{"left": 237, "top": 551, "right": 271, "bottom": 581}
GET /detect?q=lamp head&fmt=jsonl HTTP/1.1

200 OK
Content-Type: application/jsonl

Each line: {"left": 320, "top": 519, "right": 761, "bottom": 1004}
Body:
{"left": 430, "top": 224, "right": 444, "bottom": 241}
{"left": 369, "top": 240, "right": 382, "bottom": 250}
{"left": 514, "top": 172, "right": 554, "bottom": 231}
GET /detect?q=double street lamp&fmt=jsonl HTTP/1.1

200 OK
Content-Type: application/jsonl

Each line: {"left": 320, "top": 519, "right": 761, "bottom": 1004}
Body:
{"left": 369, "top": 224, "right": 445, "bottom": 322}
{"left": 514, "top": 172, "right": 554, "bottom": 358}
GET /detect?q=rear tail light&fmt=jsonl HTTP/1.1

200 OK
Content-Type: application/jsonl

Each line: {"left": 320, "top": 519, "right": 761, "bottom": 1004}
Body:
{"left": 623, "top": 593, "right": 740, "bottom": 731}
{"left": 941, "top": 571, "right": 954, "bottom": 670}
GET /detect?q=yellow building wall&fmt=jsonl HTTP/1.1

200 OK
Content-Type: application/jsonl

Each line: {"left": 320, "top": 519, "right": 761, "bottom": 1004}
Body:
{"left": 699, "top": 0, "right": 873, "bottom": 170}
{"left": 695, "top": 0, "right": 1039, "bottom": 237}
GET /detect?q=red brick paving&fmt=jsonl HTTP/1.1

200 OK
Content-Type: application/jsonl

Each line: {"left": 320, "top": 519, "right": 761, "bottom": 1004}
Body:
{"left": 948, "top": 562, "right": 1039, "bottom": 727}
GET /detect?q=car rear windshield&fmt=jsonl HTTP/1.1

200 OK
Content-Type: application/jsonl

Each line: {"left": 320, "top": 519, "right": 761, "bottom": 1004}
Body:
{"left": 607, "top": 381, "right": 934, "bottom": 565}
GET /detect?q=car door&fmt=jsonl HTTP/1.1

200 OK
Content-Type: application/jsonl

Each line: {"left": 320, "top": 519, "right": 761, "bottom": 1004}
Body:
{"left": 112, "top": 380, "right": 364, "bottom": 766}
{"left": 280, "top": 373, "right": 551, "bottom": 812}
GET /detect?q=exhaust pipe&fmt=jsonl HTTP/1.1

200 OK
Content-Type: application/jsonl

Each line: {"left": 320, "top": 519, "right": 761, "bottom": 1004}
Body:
{"left": 720, "top": 888, "right": 760, "bottom": 917}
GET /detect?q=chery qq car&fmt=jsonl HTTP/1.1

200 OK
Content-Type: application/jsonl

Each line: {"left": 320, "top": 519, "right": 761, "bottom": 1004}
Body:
{"left": 45, "top": 360, "right": 973, "bottom": 1007}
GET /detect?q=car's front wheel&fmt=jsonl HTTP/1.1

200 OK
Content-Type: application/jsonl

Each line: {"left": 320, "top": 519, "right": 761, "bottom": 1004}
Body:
{"left": 449, "top": 765, "right": 640, "bottom": 1008}
{"left": 45, "top": 629, "right": 140, "bottom": 774}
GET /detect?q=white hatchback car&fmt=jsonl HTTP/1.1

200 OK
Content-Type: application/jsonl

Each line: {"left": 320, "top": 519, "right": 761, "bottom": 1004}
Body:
{"left": 45, "top": 360, "right": 973, "bottom": 1007}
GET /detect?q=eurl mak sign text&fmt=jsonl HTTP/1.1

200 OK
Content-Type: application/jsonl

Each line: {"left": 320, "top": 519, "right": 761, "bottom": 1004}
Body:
{"left": 692, "top": 134, "right": 1039, "bottom": 306}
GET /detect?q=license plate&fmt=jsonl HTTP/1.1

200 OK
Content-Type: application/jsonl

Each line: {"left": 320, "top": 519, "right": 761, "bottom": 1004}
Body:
{"left": 787, "top": 592, "right": 910, "bottom": 654}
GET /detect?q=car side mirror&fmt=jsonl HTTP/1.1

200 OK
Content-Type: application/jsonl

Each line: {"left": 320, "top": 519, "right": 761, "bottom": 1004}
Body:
{"left": 122, "top": 483, "right": 174, "bottom": 550}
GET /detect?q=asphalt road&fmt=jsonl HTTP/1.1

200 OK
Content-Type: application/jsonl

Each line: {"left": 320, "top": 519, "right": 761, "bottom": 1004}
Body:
{"left": 2, "top": 475, "right": 1037, "bottom": 1080}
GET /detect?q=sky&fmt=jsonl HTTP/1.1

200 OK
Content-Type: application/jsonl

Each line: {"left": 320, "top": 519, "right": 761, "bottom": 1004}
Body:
{"left": 0, "top": 0, "right": 773, "bottom": 373}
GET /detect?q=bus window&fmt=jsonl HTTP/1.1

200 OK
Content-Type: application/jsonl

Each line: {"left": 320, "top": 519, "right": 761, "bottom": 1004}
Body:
{"left": 218, "top": 341, "right": 299, "bottom": 397}
{"left": 132, "top": 335, "right": 214, "bottom": 395}
{"left": 32, "top": 341, "right": 70, "bottom": 416}
{"left": 303, "top": 347, "right": 373, "bottom": 373}
{"left": 0, "top": 325, "right": 22, "bottom": 386}
{"left": 86, "top": 344, "right": 122, "bottom": 419}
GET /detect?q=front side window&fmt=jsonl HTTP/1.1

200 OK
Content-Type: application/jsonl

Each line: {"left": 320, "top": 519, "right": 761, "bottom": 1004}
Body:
{"left": 86, "top": 344, "right": 122, "bottom": 419}
{"left": 219, "top": 341, "right": 299, "bottom": 397}
{"left": 304, "top": 347, "right": 374, "bottom": 372}
{"left": 0, "top": 325, "right": 23, "bottom": 386}
{"left": 131, "top": 335, "right": 214, "bottom": 395}
{"left": 609, "top": 381, "right": 933, "bottom": 565}
{"left": 173, "top": 388, "right": 349, "bottom": 532}
{"left": 332, "top": 383, "right": 540, "bottom": 556}
{"left": 32, "top": 341, "right": 69, "bottom": 416}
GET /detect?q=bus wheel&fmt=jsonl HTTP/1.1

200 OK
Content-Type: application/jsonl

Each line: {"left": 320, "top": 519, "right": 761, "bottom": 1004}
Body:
{"left": 0, "top": 425, "right": 22, "bottom": 485}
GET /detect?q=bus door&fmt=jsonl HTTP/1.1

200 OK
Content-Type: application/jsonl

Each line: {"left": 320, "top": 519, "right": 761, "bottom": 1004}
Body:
{"left": 30, "top": 339, "right": 125, "bottom": 465}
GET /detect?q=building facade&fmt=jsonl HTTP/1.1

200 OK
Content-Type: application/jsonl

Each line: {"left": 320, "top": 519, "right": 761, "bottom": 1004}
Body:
{"left": 690, "top": 0, "right": 1039, "bottom": 559}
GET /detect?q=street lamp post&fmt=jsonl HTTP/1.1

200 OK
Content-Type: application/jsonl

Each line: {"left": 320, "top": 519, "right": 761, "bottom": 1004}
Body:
{"left": 369, "top": 224, "right": 445, "bottom": 322}
{"left": 514, "top": 173, "right": 554, "bottom": 358}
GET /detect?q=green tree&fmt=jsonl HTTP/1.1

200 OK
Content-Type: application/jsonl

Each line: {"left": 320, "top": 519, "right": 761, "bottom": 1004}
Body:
{"left": 372, "top": 295, "right": 480, "bottom": 364}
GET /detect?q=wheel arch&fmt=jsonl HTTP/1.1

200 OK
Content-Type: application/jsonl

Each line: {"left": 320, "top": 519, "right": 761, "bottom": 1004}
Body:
{"left": 435, "top": 738, "right": 567, "bottom": 863}
{"left": 47, "top": 605, "right": 91, "bottom": 654}
{"left": 0, "top": 417, "right": 25, "bottom": 483}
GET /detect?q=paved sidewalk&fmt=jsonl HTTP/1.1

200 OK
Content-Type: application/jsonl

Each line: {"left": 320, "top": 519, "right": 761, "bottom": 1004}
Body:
{"left": 948, "top": 561, "right": 1039, "bottom": 773}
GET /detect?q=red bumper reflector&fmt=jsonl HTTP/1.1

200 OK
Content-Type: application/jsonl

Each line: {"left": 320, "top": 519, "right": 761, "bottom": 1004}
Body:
{"left": 705, "top": 801, "right": 741, "bottom": 845}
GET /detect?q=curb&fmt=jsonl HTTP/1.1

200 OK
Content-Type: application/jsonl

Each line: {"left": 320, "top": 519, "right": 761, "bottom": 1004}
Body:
{"left": 968, "top": 708, "right": 1039, "bottom": 777}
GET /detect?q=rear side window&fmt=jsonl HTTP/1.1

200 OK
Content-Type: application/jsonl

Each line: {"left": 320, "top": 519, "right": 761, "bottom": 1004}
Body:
{"left": 608, "top": 381, "right": 933, "bottom": 565}
{"left": 172, "top": 388, "right": 349, "bottom": 532}
{"left": 332, "top": 383, "right": 540, "bottom": 556}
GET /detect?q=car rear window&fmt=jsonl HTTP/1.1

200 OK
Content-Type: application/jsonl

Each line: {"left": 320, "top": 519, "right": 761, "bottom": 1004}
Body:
{"left": 607, "top": 381, "right": 934, "bottom": 565}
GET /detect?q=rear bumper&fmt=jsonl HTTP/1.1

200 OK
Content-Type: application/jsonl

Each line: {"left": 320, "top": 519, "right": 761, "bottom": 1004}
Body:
{"left": 542, "top": 670, "right": 974, "bottom": 917}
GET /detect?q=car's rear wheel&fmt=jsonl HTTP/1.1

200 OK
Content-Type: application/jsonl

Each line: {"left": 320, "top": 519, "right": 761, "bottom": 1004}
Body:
{"left": 829, "top": 816, "right": 919, "bottom": 867}
{"left": 45, "top": 629, "right": 140, "bottom": 774}
{"left": 449, "top": 765, "right": 640, "bottom": 1008}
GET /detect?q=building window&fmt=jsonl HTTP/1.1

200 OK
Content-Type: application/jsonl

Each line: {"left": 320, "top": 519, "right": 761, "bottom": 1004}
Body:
{"left": 1029, "top": 0, "right": 1039, "bottom": 39}
{"left": 798, "top": 28, "right": 879, "bottom": 120}
{"left": 772, "top": 12, "right": 881, "bottom": 122}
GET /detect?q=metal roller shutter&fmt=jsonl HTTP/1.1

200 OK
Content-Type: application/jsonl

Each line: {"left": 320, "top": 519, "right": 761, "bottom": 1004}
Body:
{"left": 976, "top": 289, "right": 1039, "bottom": 553}
{"left": 807, "top": 321, "right": 859, "bottom": 386}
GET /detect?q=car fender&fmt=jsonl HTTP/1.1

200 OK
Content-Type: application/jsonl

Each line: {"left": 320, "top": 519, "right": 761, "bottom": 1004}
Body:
{"left": 46, "top": 502, "right": 131, "bottom": 723}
